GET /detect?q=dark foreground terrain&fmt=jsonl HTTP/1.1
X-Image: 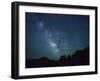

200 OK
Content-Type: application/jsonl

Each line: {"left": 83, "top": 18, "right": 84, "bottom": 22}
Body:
{"left": 26, "top": 47, "right": 89, "bottom": 68}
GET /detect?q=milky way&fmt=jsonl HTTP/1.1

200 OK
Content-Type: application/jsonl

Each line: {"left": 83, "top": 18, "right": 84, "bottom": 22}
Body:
{"left": 37, "top": 21, "right": 60, "bottom": 55}
{"left": 26, "top": 12, "right": 89, "bottom": 60}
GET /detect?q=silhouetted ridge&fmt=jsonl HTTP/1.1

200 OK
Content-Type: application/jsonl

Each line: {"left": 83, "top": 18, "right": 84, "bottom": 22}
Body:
{"left": 26, "top": 47, "right": 89, "bottom": 68}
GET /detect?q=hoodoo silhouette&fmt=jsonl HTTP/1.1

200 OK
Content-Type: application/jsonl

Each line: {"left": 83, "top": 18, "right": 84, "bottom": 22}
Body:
{"left": 26, "top": 47, "right": 89, "bottom": 68}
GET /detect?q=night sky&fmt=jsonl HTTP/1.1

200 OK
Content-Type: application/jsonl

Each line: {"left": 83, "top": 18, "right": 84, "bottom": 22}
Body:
{"left": 26, "top": 12, "right": 89, "bottom": 60}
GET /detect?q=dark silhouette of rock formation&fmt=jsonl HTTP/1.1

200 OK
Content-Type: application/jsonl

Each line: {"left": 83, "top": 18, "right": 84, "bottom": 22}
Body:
{"left": 26, "top": 47, "right": 89, "bottom": 68}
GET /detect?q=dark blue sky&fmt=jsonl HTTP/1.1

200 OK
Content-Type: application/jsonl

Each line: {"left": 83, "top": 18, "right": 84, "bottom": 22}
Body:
{"left": 26, "top": 12, "right": 89, "bottom": 60}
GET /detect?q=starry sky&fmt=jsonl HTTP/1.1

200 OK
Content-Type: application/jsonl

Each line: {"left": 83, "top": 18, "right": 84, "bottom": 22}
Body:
{"left": 25, "top": 12, "right": 89, "bottom": 60}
